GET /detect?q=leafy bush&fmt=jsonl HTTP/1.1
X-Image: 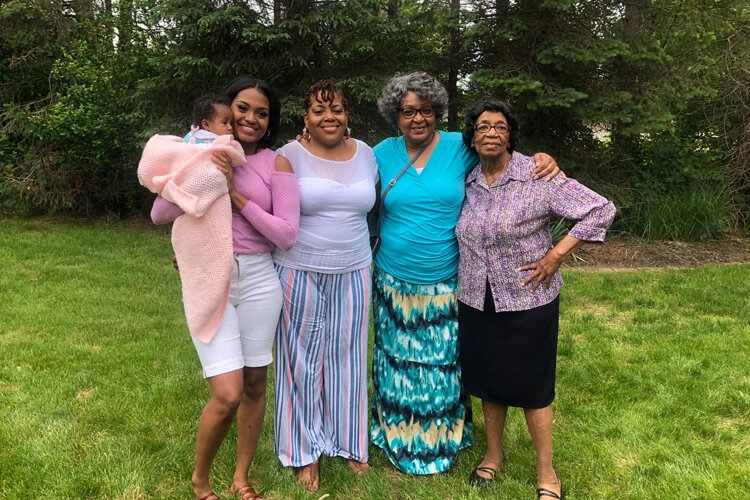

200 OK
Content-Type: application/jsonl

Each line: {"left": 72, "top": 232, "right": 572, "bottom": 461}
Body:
{"left": 617, "top": 186, "right": 730, "bottom": 240}
{"left": 1, "top": 32, "right": 152, "bottom": 214}
{"left": 607, "top": 130, "right": 732, "bottom": 240}
{"left": 549, "top": 217, "right": 569, "bottom": 245}
{"left": 628, "top": 131, "right": 727, "bottom": 193}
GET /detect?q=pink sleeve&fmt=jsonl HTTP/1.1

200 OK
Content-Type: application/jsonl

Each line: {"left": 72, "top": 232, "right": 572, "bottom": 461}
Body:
{"left": 239, "top": 171, "right": 300, "bottom": 250}
{"left": 151, "top": 195, "right": 185, "bottom": 225}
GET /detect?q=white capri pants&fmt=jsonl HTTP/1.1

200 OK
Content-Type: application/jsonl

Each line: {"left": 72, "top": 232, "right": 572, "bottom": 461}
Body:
{"left": 191, "top": 252, "right": 283, "bottom": 378}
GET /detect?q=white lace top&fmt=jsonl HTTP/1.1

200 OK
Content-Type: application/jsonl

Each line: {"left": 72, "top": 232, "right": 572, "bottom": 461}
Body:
{"left": 273, "top": 139, "right": 378, "bottom": 273}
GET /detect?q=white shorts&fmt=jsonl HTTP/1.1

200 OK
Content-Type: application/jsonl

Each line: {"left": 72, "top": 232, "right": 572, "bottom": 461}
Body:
{"left": 191, "top": 252, "right": 282, "bottom": 378}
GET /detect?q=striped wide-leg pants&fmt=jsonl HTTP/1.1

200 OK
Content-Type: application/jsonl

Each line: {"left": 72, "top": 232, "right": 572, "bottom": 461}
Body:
{"left": 274, "top": 265, "right": 371, "bottom": 467}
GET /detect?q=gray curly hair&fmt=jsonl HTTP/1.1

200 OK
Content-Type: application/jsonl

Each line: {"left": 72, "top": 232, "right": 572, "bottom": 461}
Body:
{"left": 377, "top": 71, "right": 449, "bottom": 124}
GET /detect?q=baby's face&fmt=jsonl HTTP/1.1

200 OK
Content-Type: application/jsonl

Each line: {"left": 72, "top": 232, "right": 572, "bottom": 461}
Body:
{"left": 203, "top": 104, "right": 234, "bottom": 136}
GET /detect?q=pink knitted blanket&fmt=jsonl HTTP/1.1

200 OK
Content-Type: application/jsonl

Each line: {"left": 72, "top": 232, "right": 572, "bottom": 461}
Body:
{"left": 138, "top": 134, "right": 246, "bottom": 343}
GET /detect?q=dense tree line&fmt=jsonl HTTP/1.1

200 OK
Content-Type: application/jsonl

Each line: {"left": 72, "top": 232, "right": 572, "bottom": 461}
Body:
{"left": 1, "top": 0, "right": 748, "bottom": 238}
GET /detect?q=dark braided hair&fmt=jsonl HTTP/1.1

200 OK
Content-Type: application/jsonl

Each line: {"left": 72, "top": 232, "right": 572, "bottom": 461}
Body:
{"left": 303, "top": 79, "right": 347, "bottom": 111}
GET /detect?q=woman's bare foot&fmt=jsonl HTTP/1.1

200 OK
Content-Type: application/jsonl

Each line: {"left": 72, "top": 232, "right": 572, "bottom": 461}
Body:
{"left": 345, "top": 459, "right": 371, "bottom": 475}
{"left": 295, "top": 461, "right": 320, "bottom": 492}
{"left": 228, "top": 483, "right": 263, "bottom": 500}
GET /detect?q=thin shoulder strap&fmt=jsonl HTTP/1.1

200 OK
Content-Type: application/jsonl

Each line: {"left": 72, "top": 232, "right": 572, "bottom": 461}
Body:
{"left": 371, "top": 137, "right": 432, "bottom": 241}
{"left": 381, "top": 139, "right": 430, "bottom": 200}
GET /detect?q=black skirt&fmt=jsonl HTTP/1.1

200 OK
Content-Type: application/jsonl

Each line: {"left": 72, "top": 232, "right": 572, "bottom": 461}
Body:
{"left": 458, "top": 285, "right": 559, "bottom": 409}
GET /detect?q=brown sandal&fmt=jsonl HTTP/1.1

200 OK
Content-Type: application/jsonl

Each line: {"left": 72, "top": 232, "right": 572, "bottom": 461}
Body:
{"left": 229, "top": 485, "right": 263, "bottom": 500}
{"left": 197, "top": 492, "right": 219, "bottom": 500}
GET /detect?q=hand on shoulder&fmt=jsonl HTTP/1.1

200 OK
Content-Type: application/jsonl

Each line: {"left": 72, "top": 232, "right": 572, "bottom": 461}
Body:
{"left": 531, "top": 152, "right": 564, "bottom": 181}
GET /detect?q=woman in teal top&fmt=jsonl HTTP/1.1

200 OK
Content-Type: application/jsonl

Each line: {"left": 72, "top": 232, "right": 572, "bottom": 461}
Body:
{"left": 374, "top": 130, "right": 475, "bottom": 283}
{"left": 369, "top": 72, "right": 560, "bottom": 475}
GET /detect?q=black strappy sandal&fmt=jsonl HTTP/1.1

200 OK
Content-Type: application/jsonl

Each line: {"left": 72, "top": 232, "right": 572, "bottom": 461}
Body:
{"left": 468, "top": 465, "right": 499, "bottom": 487}
{"left": 537, "top": 486, "right": 564, "bottom": 499}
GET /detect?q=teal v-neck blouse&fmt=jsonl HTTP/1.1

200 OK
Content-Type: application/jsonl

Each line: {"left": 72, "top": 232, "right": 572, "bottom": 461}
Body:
{"left": 373, "top": 131, "right": 477, "bottom": 284}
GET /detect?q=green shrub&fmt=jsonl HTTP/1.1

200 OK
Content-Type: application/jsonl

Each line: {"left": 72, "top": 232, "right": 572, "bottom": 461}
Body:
{"left": 628, "top": 131, "right": 726, "bottom": 195}
{"left": 1, "top": 32, "right": 152, "bottom": 215}
{"left": 605, "top": 129, "right": 733, "bottom": 240}
{"left": 549, "top": 217, "right": 569, "bottom": 245}
{"left": 617, "top": 186, "right": 730, "bottom": 240}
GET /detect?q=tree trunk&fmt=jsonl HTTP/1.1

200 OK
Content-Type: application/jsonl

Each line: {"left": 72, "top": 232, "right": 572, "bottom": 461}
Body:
{"left": 446, "top": 0, "right": 461, "bottom": 131}
{"left": 274, "top": 0, "right": 282, "bottom": 24}
{"left": 118, "top": 0, "right": 133, "bottom": 49}
{"left": 387, "top": 0, "right": 398, "bottom": 20}
{"left": 495, "top": 0, "right": 509, "bottom": 29}
{"left": 611, "top": 0, "right": 643, "bottom": 174}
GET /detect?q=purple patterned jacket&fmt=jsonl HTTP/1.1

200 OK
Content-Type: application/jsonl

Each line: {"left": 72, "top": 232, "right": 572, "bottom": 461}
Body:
{"left": 456, "top": 152, "right": 615, "bottom": 312}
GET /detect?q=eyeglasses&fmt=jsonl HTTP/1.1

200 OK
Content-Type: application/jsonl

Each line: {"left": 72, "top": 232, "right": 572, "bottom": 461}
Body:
{"left": 475, "top": 123, "right": 510, "bottom": 134}
{"left": 399, "top": 107, "right": 434, "bottom": 119}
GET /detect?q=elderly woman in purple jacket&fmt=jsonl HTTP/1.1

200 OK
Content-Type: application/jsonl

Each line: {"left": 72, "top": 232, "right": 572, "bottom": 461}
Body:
{"left": 456, "top": 101, "right": 615, "bottom": 500}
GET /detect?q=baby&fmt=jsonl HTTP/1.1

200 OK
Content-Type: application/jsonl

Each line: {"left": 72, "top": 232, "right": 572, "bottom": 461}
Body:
{"left": 183, "top": 94, "right": 234, "bottom": 147}
{"left": 138, "top": 92, "right": 246, "bottom": 345}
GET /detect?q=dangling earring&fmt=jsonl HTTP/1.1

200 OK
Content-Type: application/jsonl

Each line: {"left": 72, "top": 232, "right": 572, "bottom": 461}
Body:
{"left": 344, "top": 127, "right": 351, "bottom": 141}
{"left": 265, "top": 129, "right": 271, "bottom": 138}
{"left": 302, "top": 126, "right": 311, "bottom": 141}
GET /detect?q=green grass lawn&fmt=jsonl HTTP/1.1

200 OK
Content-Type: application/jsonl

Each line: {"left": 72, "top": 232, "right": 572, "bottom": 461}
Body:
{"left": 1, "top": 218, "right": 749, "bottom": 499}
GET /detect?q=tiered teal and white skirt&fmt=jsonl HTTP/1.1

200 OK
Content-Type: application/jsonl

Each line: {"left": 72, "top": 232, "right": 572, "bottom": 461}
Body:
{"left": 369, "top": 267, "right": 472, "bottom": 475}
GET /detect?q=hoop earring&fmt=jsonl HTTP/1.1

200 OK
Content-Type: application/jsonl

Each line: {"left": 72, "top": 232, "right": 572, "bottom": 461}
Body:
{"left": 302, "top": 126, "right": 311, "bottom": 141}
{"left": 344, "top": 127, "right": 351, "bottom": 140}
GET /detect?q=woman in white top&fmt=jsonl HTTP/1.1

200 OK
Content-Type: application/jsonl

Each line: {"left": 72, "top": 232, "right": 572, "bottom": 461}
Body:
{"left": 273, "top": 80, "right": 377, "bottom": 492}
